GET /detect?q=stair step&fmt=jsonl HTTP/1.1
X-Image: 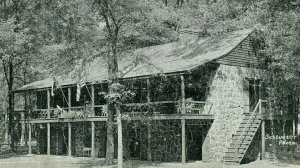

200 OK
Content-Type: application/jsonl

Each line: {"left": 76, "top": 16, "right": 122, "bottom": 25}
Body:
{"left": 234, "top": 133, "right": 255, "bottom": 137}
{"left": 225, "top": 151, "right": 246, "bottom": 156}
{"left": 231, "top": 137, "right": 253, "bottom": 143}
{"left": 236, "top": 128, "right": 258, "bottom": 132}
{"left": 243, "top": 119, "right": 261, "bottom": 122}
{"left": 230, "top": 143, "right": 251, "bottom": 148}
{"left": 224, "top": 153, "right": 244, "bottom": 160}
{"left": 239, "top": 124, "right": 260, "bottom": 128}
{"left": 227, "top": 147, "right": 247, "bottom": 152}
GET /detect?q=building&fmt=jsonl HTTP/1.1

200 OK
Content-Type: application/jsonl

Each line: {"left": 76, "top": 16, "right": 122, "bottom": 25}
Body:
{"left": 12, "top": 29, "right": 270, "bottom": 164}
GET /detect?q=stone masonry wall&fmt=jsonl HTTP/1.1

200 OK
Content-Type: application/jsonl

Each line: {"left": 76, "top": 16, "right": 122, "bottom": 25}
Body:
{"left": 202, "top": 64, "right": 260, "bottom": 162}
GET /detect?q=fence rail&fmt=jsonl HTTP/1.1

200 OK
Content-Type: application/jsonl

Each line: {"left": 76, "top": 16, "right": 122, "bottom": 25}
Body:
{"left": 14, "top": 100, "right": 213, "bottom": 120}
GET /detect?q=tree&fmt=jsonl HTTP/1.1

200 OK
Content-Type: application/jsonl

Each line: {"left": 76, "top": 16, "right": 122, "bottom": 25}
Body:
{"left": 0, "top": 0, "right": 34, "bottom": 151}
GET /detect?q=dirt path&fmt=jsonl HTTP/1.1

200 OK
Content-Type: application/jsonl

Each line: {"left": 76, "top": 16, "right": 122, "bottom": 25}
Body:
{"left": 1, "top": 155, "right": 300, "bottom": 168}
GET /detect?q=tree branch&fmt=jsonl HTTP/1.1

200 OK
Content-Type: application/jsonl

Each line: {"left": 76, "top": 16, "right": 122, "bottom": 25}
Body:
{"left": 2, "top": 62, "right": 10, "bottom": 86}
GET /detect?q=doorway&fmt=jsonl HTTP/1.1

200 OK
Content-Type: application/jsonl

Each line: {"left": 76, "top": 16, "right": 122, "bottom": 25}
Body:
{"left": 249, "top": 80, "right": 261, "bottom": 112}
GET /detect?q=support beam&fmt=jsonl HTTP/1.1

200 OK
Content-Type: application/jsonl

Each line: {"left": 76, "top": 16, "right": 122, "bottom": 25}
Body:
{"left": 181, "top": 119, "right": 186, "bottom": 163}
{"left": 47, "top": 123, "right": 50, "bottom": 155}
{"left": 91, "top": 121, "right": 95, "bottom": 158}
{"left": 180, "top": 75, "right": 186, "bottom": 164}
{"left": 47, "top": 89, "right": 51, "bottom": 118}
{"left": 20, "top": 111, "right": 25, "bottom": 146}
{"left": 68, "top": 122, "right": 72, "bottom": 157}
{"left": 28, "top": 123, "right": 32, "bottom": 155}
{"left": 180, "top": 75, "right": 186, "bottom": 114}
{"left": 261, "top": 120, "right": 265, "bottom": 160}
{"left": 47, "top": 89, "right": 51, "bottom": 155}
{"left": 146, "top": 78, "right": 152, "bottom": 161}
{"left": 259, "top": 99, "right": 265, "bottom": 160}
{"left": 68, "top": 88, "right": 71, "bottom": 112}
{"left": 91, "top": 85, "right": 95, "bottom": 116}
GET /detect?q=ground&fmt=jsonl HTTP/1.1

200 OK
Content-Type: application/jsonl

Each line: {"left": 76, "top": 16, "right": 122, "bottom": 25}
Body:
{"left": 1, "top": 155, "right": 300, "bottom": 168}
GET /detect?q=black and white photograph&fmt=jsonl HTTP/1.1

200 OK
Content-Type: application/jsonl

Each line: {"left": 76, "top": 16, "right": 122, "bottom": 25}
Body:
{"left": 0, "top": 0, "right": 300, "bottom": 167}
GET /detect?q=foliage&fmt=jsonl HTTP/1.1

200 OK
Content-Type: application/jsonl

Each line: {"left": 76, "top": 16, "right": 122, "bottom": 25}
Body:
{"left": 103, "top": 83, "right": 135, "bottom": 104}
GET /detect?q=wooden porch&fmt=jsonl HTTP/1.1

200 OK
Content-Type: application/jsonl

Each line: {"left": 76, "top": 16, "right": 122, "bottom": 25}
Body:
{"left": 12, "top": 74, "right": 215, "bottom": 163}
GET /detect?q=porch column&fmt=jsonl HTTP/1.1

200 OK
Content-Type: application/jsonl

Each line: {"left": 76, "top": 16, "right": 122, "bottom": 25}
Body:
{"left": 47, "top": 89, "right": 51, "bottom": 155}
{"left": 68, "top": 122, "right": 72, "bottom": 156}
{"left": 146, "top": 78, "right": 152, "bottom": 161}
{"left": 20, "top": 111, "right": 25, "bottom": 146}
{"left": 91, "top": 121, "right": 95, "bottom": 158}
{"left": 28, "top": 123, "right": 32, "bottom": 155}
{"left": 91, "top": 85, "right": 95, "bottom": 116}
{"left": 68, "top": 87, "right": 71, "bottom": 111}
{"left": 47, "top": 123, "right": 50, "bottom": 155}
{"left": 180, "top": 75, "right": 186, "bottom": 164}
{"left": 260, "top": 99, "right": 265, "bottom": 160}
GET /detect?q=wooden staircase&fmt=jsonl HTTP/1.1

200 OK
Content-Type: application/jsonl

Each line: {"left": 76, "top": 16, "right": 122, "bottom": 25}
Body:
{"left": 224, "top": 100, "right": 263, "bottom": 164}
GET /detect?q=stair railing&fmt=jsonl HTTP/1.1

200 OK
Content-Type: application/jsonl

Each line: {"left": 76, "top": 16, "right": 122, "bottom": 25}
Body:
{"left": 234, "top": 99, "right": 262, "bottom": 160}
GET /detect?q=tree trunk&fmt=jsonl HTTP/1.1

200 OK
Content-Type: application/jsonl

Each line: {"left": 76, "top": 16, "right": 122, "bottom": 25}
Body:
{"left": 105, "top": 102, "right": 115, "bottom": 165}
{"left": 105, "top": 36, "right": 119, "bottom": 165}
{"left": 116, "top": 103, "right": 123, "bottom": 168}
{"left": 8, "top": 83, "right": 14, "bottom": 151}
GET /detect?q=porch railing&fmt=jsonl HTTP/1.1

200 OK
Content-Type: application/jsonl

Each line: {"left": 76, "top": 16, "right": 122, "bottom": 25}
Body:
{"left": 122, "top": 100, "right": 213, "bottom": 116}
{"left": 28, "top": 105, "right": 107, "bottom": 119}
{"left": 20, "top": 100, "right": 212, "bottom": 120}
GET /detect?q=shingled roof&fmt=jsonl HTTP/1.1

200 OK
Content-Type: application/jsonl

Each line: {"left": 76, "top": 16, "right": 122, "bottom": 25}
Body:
{"left": 17, "top": 29, "right": 253, "bottom": 91}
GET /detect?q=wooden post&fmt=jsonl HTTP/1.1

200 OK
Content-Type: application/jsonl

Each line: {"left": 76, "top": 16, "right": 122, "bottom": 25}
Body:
{"left": 28, "top": 123, "right": 32, "bottom": 155}
{"left": 91, "top": 121, "right": 95, "bottom": 158}
{"left": 91, "top": 85, "right": 95, "bottom": 116}
{"left": 20, "top": 111, "right": 25, "bottom": 146}
{"left": 259, "top": 99, "right": 265, "bottom": 160}
{"left": 47, "top": 89, "right": 51, "bottom": 118}
{"left": 68, "top": 122, "right": 72, "bottom": 157}
{"left": 180, "top": 75, "right": 186, "bottom": 164}
{"left": 47, "top": 123, "right": 50, "bottom": 155}
{"left": 47, "top": 89, "right": 51, "bottom": 155}
{"left": 146, "top": 78, "right": 152, "bottom": 161}
{"left": 68, "top": 87, "right": 71, "bottom": 111}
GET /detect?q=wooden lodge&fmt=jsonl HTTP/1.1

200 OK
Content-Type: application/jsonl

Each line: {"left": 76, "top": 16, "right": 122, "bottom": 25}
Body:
{"left": 11, "top": 29, "right": 292, "bottom": 164}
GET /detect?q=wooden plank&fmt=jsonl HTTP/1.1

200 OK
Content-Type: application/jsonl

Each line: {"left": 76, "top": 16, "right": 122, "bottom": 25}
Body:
{"left": 25, "top": 115, "right": 214, "bottom": 123}
{"left": 146, "top": 78, "right": 151, "bottom": 161}
{"left": 91, "top": 85, "right": 95, "bottom": 116}
{"left": 68, "top": 88, "right": 71, "bottom": 111}
{"left": 181, "top": 75, "right": 186, "bottom": 114}
{"left": 181, "top": 119, "right": 186, "bottom": 164}
{"left": 20, "top": 111, "right": 25, "bottom": 146}
{"left": 261, "top": 120, "right": 265, "bottom": 160}
{"left": 260, "top": 100, "right": 265, "bottom": 160}
{"left": 47, "top": 89, "right": 51, "bottom": 118}
{"left": 28, "top": 123, "right": 32, "bottom": 155}
{"left": 91, "top": 121, "right": 95, "bottom": 158}
{"left": 219, "top": 56, "right": 259, "bottom": 64}
{"left": 68, "top": 122, "right": 71, "bottom": 157}
{"left": 47, "top": 123, "right": 50, "bottom": 155}
{"left": 27, "top": 117, "right": 108, "bottom": 123}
